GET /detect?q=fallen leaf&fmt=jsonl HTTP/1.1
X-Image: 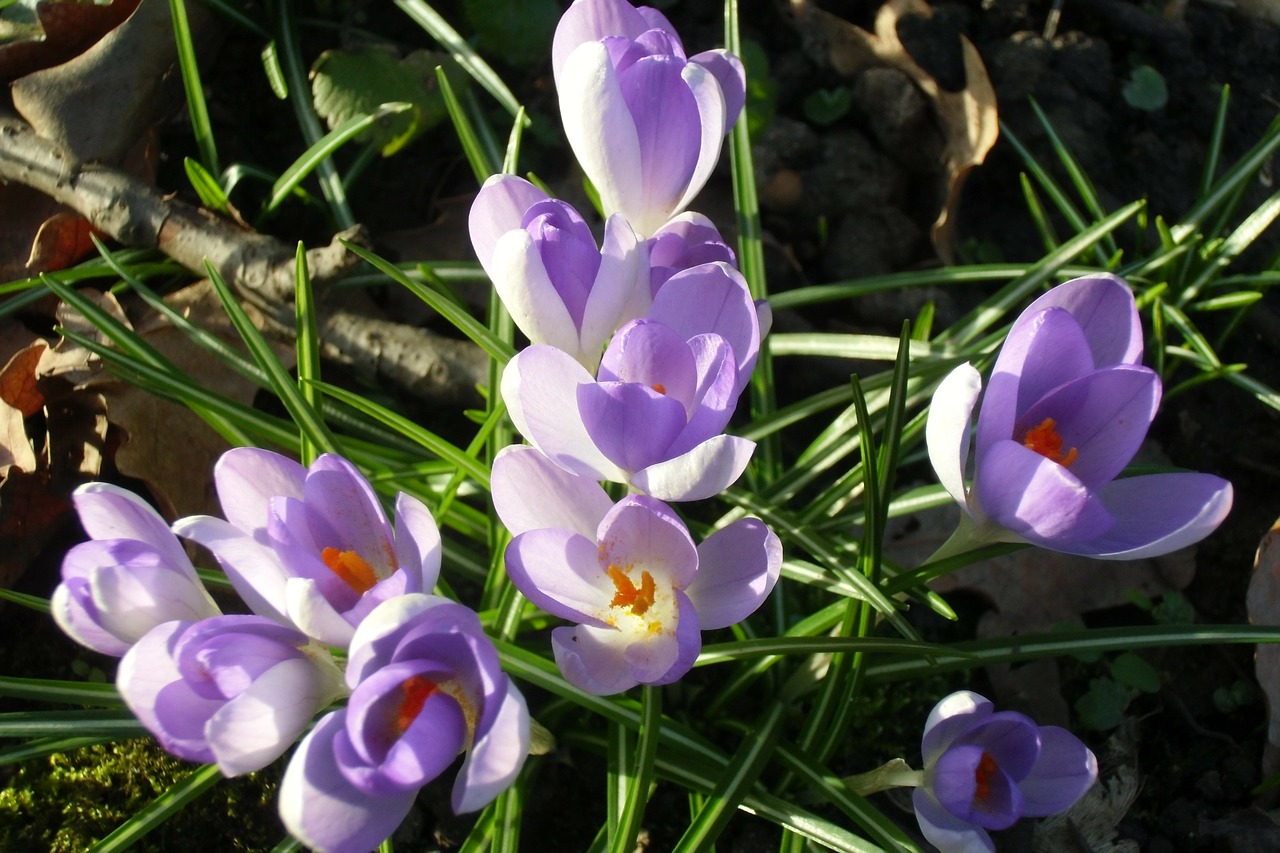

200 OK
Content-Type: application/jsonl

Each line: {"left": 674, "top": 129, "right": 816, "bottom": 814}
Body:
{"left": 0, "top": 0, "right": 142, "bottom": 82}
{"left": 0, "top": 340, "right": 48, "bottom": 417}
{"left": 26, "top": 210, "right": 99, "bottom": 273}
{"left": 788, "top": 0, "right": 999, "bottom": 263}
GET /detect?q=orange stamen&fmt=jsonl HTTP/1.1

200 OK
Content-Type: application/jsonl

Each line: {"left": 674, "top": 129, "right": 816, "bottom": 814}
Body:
{"left": 395, "top": 675, "right": 438, "bottom": 734}
{"left": 974, "top": 752, "right": 998, "bottom": 802}
{"left": 651, "top": 383, "right": 667, "bottom": 395}
{"left": 321, "top": 547, "right": 379, "bottom": 593}
{"left": 1021, "top": 417, "right": 1078, "bottom": 467}
{"left": 608, "top": 565, "right": 656, "bottom": 616}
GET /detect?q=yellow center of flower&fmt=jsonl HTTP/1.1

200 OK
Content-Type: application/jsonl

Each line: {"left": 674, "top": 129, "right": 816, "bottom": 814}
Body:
{"left": 1021, "top": 417, "right": 1078, "bottom": 467}
{"left": 974, "top": 752, "right": 998, "bottom": 803}
{"left": 321, "top": 547, "right": 379, "bottom": 593}
{"left": 395, "top": 675, "right": 439, "bottom": 734}
{"left": 608, "top": 564, "right": 656, "bottom": 616}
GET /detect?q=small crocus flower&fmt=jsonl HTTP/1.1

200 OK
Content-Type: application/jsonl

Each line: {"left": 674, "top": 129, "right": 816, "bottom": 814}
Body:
{"left": 551, "top": 0, "right": 746, "bottom": 235}
{"left": 501, "top": 261, "right": 760, "bottom": 502}
{"left": 913, "top": 691, "right": 1097, "bottom": 852}
{"left": 175, "top": 449, "right": 442, "bottom": 647}
{"left": 278, "top": 594, "right": 530, "bottom": 853}
{"left": 646, "top": 211, "right": 737, "bottom": 296}
{"left": 926, "top": 274, "right": 1233, "bottom": 559}
{"left": 469, "top": 174, "right": 650, "bottom": 369}
{"left": 493, "top": 446, "right": 781, "bottom": 694}
{"left": 52, "top": 483, "right": 220, "bottom": 656}
{"left": 116, "top": 615, "right": 345, "bottom": 776}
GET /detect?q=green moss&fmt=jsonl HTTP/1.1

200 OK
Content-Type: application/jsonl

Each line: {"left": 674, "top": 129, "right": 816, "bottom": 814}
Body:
{"left": 0, "top": 739, "right": 283, "bottom": 852}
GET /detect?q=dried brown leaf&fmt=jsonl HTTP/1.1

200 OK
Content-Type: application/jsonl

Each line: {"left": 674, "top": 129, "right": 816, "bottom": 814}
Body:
{"left": 789, "top": 0, "right": 999, "bottom": 262}
{"left": 0, "top": 0, "right": 142, "bottom": 82}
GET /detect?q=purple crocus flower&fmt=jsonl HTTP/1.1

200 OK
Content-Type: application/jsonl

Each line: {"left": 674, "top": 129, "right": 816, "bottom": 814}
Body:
{"left": 552, "top": 0, "right": 746, "bottom": 235}
{"left": 175, "top": 449, "right": 442, "bottom": 647}
{"left": 469, "top": 174, "right": 650, "bottom": 369}
{"left": 913, "top": 691, "right": 1097, "bottom": 852}
{"left": 116, "top": 615, "right": 345, "bottom": 776}
{"left": 493, "top": 446, "right": 781, "bottom": 694}
{"left": 52, "top": 483, "right": 220, "bottom": 656}
{"left": 278, "top": 594, "right": 529, "bottom": 853}
{"left": 646, "top": 211, "right": 737, "bottom": 296}
{"left": 501, "top": 261, "right": 760, "bottom": 502}
{"left": 926, "top": 274, "right": 1233, "bottom": 559}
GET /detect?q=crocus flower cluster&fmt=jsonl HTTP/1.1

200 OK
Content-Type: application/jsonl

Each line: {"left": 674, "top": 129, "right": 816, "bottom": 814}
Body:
{"left": 471, "top": 0, "right": 780, "bottom": 695}
{"left": 912, "top": 691, "right": 1097, "bottom": 852}
{"left": 53, "top": 448, "right": 530, "bottom": 853}
{"left": 927, "top": 273, "right": 1233, "bottom": 559}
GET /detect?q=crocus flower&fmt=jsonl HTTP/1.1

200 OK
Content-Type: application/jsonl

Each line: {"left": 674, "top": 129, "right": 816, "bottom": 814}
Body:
{"left": 493, "top": 446, "right": 781, "bottom": 694}
{"left": 175, "top": 449, "right": 442, "bottom": 647}
{"left": 117, "top": 615, "right": 345, "bottom": 776}
{"left": 926, "top": 274, "right": 1232, "bottom": 559}
{"left": 469, "top": 174, "right": 650, "bottom": 369}
{"left": 913, "top": 691, "right": 1096, "bottom": 852}
{"left": 52, "top": 483, "right": 220, "bottom": 656}
{"left": 278, "top": 594, "right": 529, "bottom": 853}
{"left": 646, "top": 211, "right": 736, "bottom": 296}
{"left": 502, "top": 261, "right": 760, "bottom": 502}
{"left": 552, "top": 0, "right": 746, "bottom": 235}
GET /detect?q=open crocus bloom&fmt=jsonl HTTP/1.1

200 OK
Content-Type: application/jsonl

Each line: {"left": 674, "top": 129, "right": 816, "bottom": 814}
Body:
{"left": 52, "top": 483, "right": 220, "bottom": 656}
{"left": 117, "top": 615, "right": 345, "bottom": 776}
{"left": 926, "top": 274, "right": 1233, "bottom": 559}
{"left": 913, "top": 691, "right": 1096, "bottom": 852}
{"left": 469, "top": 174, "right": 649, "bottom": 369}
{"left": 175, "top": 449, "right": 442, "bottom": 647}
{"left": 493, "top": 446, "right": 781, "bottom": 694}
{"left": 502, "top": 262, "right": 760, "bottom": 502}
{"left": 279, "top": 594, "right": 529, "bottom": 853}
{"left": 551, "top": 0, "right": 746, "bottom": 235}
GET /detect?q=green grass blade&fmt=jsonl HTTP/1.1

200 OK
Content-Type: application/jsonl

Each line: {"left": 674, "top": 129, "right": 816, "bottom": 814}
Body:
{"left": 294, "top": 242, "right": 323, "bottom": 465}
{"left": 344, "top": 241, "right": 515, "bottom": 363}
{"left": 0, "top": 736, "right": 113, "bottom": 766}
{"left": 183, "top": 157, "right": 229, "bottom": 213}
{"left": 438, "top": 66, "right": 495, "bottom": 184}
{"left": 0, "top": 710, "right": 146, "bottom": 738}
{"left": 169, "top": 0, "right": 218, "bottom": 174}
{"left": 204, "top": 261, "right": 338, "bottom": 453}
{"left": 611, "top": 686, "right": 662, "bottom": 853}
{"left": 393, "top": 0, "right": 528, "bottom": 120}
{"left": 268, "top": 103, "right": 412, "bottom": 212}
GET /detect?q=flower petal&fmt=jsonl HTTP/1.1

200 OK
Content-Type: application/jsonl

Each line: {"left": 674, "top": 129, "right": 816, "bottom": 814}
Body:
{"left": 304, "top": 455, "right": 396, "bottom": 574}
{"left": 1017, "top": 726, "right": 1098, "bottom": 817}
{"left": 71, "top": 483, "right": 190, "bottom": 572}
{"left": 468, "top": 174, "right": 549, "bottom": 269}
{"left": 453, "top": 679, "right": 531, "bottom": 813}
{"left": 690, "top": 48, "right": 746, "bottom": 133}
{"left": 173, "top": 515, "right": 289, "bottom": 623}
{"left": 558, "top": 41, "right": 644, "bottom": 229}
{"left": 1074, "top": 472, "right": 1234, "bottom": 560}
{"left": 551, "top": 0, "right": 650, "bottom": 80}
{"left": 489, "top": 228, "right": 582, "bottom": 355}
{"left": 214, "top": 447, "right": 306, "bottom": 539}
{"left": 631, "top": 434, "right": 755, "bottom": 501}
{"left": 974, "top": 440, "right": 1113, "bottom": 546}
{"left": 50, "top": 579, "right": 131, "bottom": 657}
{"left": 551, "top": 623, "right": 637, "bottom": 695}
{"left": 207, "top": 656, "right": 341, "bottom": 776}
{"left": 394, "top": 492, "right": 442, "bottom": 591}
{"left": 1015, "top": 365, "right": 1160, "bottom": 489}
{"left": 491, "top": 445, "right": 613, "bottom": 538}
{"left": 116, "top": 621, "right": 217, "bottom": 764}
{"left": 1018, "top": 273, "right": 1143, "bottom": 368}
{"left": 502, "top": 347, "right": 624, "bottom": 482}
{"left": 579, "top": 214, "right": 651, "bottom": 363}
{"left": 279, "top": 710, "right": 417, "bottom": 853}
{"left": 578, "top": 381, "right": 687, "bottom": 472}
{"left": 670, "top": 60, "right": 728, "bottom": 220}
{"left": 640, "top": 590, "right": 700, "bottom": 685}
{"left": 598, "top": 496, "right": 698, "bottom": 590}
{"left": 617, "top": 55, "right": 702, "bottom": 232}
{"left": 505, "top": 528, "right": 614, "bottom": 626}
{"left": 685, "top": 518, "right": 781, "bottom": 629}
{"left": 922, "top": 691, "right": 995, "bottom": 766}
{"left": 927, "top": 363, "right": 983, "bottom": 510}
{"left": 649, "top": 262, "right": 759, "bottom": 393}
{"left": 912, "top": 786, "right": 995, "bottom": 853}
{"left": 285, "top": 577, "right": 359, "bottom": 647}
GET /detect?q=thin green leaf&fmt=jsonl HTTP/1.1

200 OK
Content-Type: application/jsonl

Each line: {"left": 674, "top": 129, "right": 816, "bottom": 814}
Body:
{"left": 169, "top": 0, "right": 218, "bottom": 174}
{"left": 437, "top": 65, "right": 494, "bottom": 184}
{"left": 295, "top": 242, "right": 323, "bottom": 465}
{"left": 87, "top": 764, "right": 223, "bottom": 853}
{"left": 261, "top": 40, "right": 289, "bottom": 99}
{"left": 183, "top": 157, "right": 229, "bottom": 213}
{"left": 612, "top": 687, "right": 661, "bottom": 853}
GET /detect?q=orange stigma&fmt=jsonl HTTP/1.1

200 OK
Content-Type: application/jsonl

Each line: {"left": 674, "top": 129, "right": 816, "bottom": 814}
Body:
{"left": 321, "top": 547, "right": 379, "bottom": 593}
{"left": 395, "top": 675, "right": 438, "bottom": 734}
{"left": 651, "top": 383, "right": 667, "bottom": 395}
{"left": 974, "top": 752, "right": 999, "bottom": 802}
{"left": 1021, "top": 417, "right": 1078, "bottom": 467}
{"left": 608, "top": 565, "right": 656, "bottom": 616}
